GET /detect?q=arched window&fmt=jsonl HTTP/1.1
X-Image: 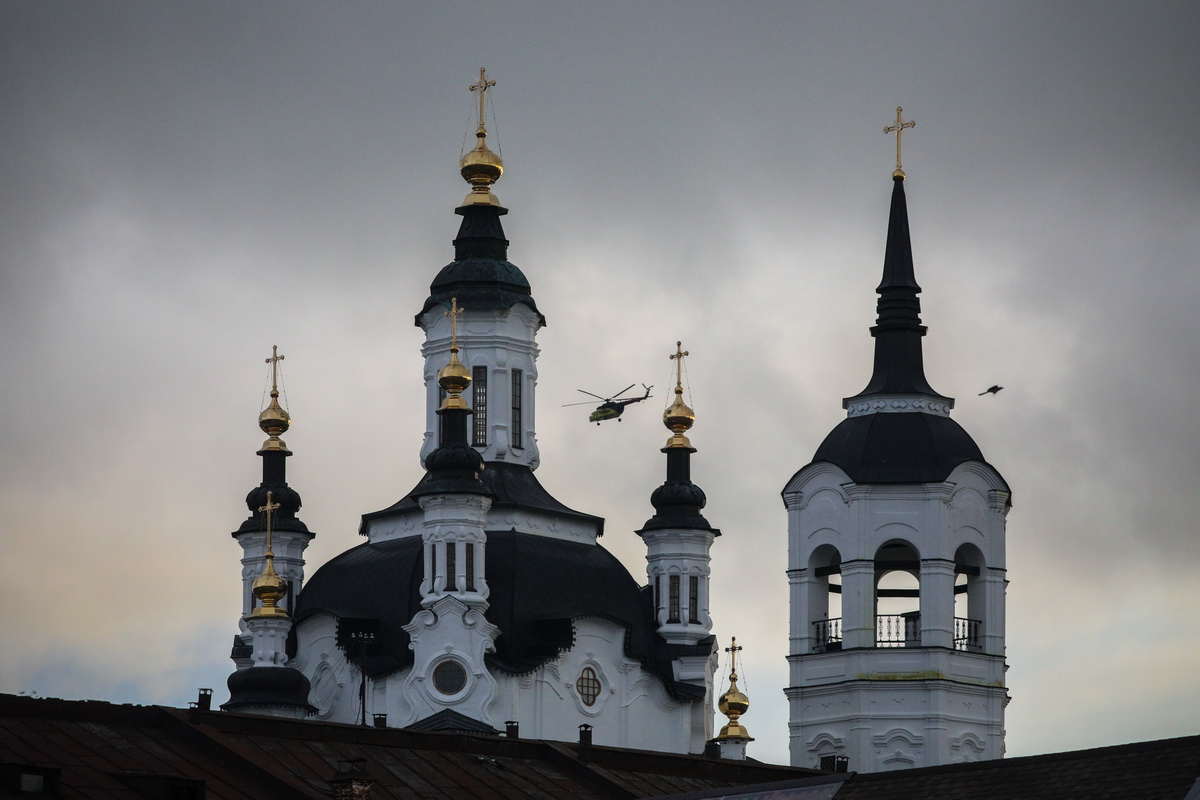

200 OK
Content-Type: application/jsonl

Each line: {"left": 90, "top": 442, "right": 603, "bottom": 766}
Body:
{"left": 954, "top": 543, "right": 986, "bottom": 651}
{"left": 875, "top": 541, "right": 920, "bottom": 647}
{"left": 667, "top": 575, "right": 681, "bottom": 623}
{"left": 808, "top": 545, "right": 842, "bottom": 652}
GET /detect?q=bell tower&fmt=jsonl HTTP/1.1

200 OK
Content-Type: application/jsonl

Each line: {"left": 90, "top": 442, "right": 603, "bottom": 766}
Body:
{"left": 784, "top": 110, "right": 1010, "bottom": 772}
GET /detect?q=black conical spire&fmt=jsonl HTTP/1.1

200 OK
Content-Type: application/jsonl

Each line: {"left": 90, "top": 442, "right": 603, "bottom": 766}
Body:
{"left": 845, "top": 176, "right": 948, "bottom": 405}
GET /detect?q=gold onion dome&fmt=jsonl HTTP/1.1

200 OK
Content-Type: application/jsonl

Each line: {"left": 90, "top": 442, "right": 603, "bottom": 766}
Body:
{"left": 664, "top": 341, "right": 695, "bottom": 448}
{"left": 716, "top": 637, "right": 752, "bottom": 741}
{"left": 259, "top": 393, "right": 290, "bottom": 440}
{"left": 663, "top": 390, "right": 695, "bottom": 446}
{"left": 438, "top": 297, "right": 471, "bottom": 410}
{"left": 717, "top": 680, "right": 751, "bottom": 739}
{"left": 438, "top": 347, "right": 472, "bottom": 410}
{"left": 459, "top": 131, "right": 504, "bottom": 206}
{"left": 460, "top": 68, "right": 503, "bottom": 207}
{"left": 251, "top": 558, "right": 288, "bottom": 618}
{"left": 260, "top": 345, "right": 290, "bottom": 451}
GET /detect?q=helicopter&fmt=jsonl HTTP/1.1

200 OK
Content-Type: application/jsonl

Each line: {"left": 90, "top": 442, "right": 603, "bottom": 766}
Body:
{"left": 564, "top": 384, "right": 653, "bottom": 424}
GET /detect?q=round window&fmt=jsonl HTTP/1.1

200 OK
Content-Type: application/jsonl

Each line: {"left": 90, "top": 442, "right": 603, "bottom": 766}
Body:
{"left": 432, "top": 660, "right": 467, "bottom": 695}
{"left": 576, "top": 666, "right": 601, "bottom": 706}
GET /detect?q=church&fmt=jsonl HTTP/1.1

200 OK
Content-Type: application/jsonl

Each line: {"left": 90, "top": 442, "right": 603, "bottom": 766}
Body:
{"left": 220, "top": 77, "right": 1009, "bottom": 773}
{"left": 222, "top": 71, "right": 723, "bottom": 758}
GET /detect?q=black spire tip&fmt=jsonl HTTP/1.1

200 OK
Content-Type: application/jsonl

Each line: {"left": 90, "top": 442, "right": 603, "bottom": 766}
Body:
{"left": 845, "top": 175, "right": 948, "bottom": 403}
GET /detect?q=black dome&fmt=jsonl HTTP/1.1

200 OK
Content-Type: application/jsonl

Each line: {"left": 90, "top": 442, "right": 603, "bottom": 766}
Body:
{"left": 809, "top": 412, "right": 988, "bottom": 484}
{"left": 293, "top": 530, "right": 707, "bottom": 699}
{"left": 360, "top": 462, "right": 603, "bottom": 536}
{"left": 414, "top": 204, "right": 544, "bottom": 325}
{"left": 224, "top": 666, "right": 315, "bottom": 712}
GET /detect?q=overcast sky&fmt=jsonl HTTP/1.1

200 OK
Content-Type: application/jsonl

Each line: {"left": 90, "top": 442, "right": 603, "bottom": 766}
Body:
{"left": 2, "top": 1, "right": 1198, "bottom": 766}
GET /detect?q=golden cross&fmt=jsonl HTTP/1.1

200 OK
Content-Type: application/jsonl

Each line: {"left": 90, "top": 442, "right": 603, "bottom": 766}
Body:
{"left": 265, "top": 345, "right": 285, "bottom": 393}
{"left": 444, "top": 297, "right": 464, "bottom": 350}
{"left": 883, "top": 106, "right": 916, "bottom": 173}
{"left": 469, "top": 68, "right": 496, "bottom": 132}
{"left": 725, "top": 637, "right": 742, "bottom": 678}
{"left": 258, "top": 489, "right": 281, "bottom": 556}
{"left": 669, "top": 341, "right": 689, "bottom": 391}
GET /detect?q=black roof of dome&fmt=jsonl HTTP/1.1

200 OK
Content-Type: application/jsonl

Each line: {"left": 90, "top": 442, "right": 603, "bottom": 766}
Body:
{"left": 415, "top": 204, "right": 544, "bottom": 325}
{"left": 360, "top": 461, "right": 603, "bottom": 536}
{"left": 807, "top": 412, "right": 994, "bottom": 484}
{"left": 293, "top": 530, "right": 707, "bottom": 700}
{"left": 223, "top": 666, "right": 315, "bottom": 713}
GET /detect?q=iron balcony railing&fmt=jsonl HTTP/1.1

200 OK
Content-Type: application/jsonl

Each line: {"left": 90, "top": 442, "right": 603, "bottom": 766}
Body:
{"left": 811, "top": 615, "right": 982, "bottom": 652}
{"left": 954, "top": 616, "right": 981, "bottom": 651}
{"left": 812, "top": 618, "right": 842, "bottom": 652}
{"left": 876, "top": 613, "right": 921, "bottom": 647}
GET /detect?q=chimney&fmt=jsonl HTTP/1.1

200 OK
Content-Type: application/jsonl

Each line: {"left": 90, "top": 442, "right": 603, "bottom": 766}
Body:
{"left": 195, "top": 688, "right": 212, "bottom": 711}
{"left": 505, "top": 720, "right": 519, "bottom": 739}
{"left": 578, "top": 724, "right": 593, "bottom": 746}
{"left": 372, "top": 714, "right": 387, "bottom": 728}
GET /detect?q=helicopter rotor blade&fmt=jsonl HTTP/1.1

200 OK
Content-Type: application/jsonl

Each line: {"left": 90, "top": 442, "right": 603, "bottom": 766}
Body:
{"left": 610, "top": 384, "right": 636, "bottom": 400}
{"left": 562, "top": 401, "right": 601, "bottom": 407}
{"left": 576, "top": 389, "right": 608, "bottom": 401}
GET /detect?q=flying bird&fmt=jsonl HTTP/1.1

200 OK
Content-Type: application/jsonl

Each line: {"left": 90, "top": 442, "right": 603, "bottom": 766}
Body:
{"left": 978, "top": 385, "right": 1003, "bottom": 396}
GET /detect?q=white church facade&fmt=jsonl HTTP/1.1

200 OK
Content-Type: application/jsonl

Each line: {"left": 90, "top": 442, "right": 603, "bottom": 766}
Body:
{"left": 222, "top": 74, "right": 722, "bottom": 756}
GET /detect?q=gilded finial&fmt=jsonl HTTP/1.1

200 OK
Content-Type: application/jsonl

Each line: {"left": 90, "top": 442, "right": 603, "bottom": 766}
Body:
{"left": 663, "top": 341, "right": 696, "bottom": 448}
{"left": 883, "top": 106, "right": 915, "bottom": 179}
{"left": 251, "top": 490, "right": 288, "bottom": 618}
{"left": 438, "top": 298, "right": 471, "bottom": 410}
{"left": 259, "top": 345, "right": 291, "bottom": 451}
{"left": 459, "top": 68, "right": 504, "bottom": 207}
{"left": 716, "top": 637, "right": 752, "bottom": 741}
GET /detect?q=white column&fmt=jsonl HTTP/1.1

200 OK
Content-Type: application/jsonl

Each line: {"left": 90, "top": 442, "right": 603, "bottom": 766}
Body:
{"left": 919, "top": 558, "right": 955, "bottom": 648}
{"left": 841, "top": 559, "right": 876, "bottom": 649}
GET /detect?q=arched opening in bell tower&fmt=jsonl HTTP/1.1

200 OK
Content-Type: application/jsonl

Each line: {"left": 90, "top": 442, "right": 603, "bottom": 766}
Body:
{"left": 953, "top": 543, "right": 986, "bottom": 652}
{"left": 808, "top": 545, "right": 842, "bottom": 652}
{"left": 874, "top": 541, "right": 920, "bottom": 647}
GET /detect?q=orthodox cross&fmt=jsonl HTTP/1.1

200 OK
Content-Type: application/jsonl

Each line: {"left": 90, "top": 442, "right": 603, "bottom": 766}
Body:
{"left": 258, "top": 490, "right": 281, "bottom": 556}
{"left": 669, "top": 341, "right": 689, "bottom": 391}
{"left": 265, "top": 345, "right": 285, "bottom": 393}
{"left": 445, "top": 297, "right": 464, "bottom": 350}
{"left": 469, "top": 68, "right": 496, "bottom": 131}
{"left": 725, "top": 637, "right": 742, "bottom": 678}
{"left": 883, "top": 106, "right": 916, "bottom": 173}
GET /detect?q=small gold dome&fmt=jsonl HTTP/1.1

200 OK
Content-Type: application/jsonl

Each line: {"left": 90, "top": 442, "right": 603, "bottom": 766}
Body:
{"left": 259, "top": 396, "right": 290, "bottom": 437}
{"left": 718, "top": 686, "right": 749, "bottom": 719}
{"left": 716, "top": 681, "right": 751, "bottom": 740}
{"left": 438, "top": 348, "right": 472, "bottom": 410}
{"left": 460, "top": 130, "right": 504, "bottom": 206}
{"left": 251, "top": 558, "right": 288, "bottom": 618}
{"left": 663, "top": 390, "right": 695, "bottom": 448}
{"left": 716, "top": 637, "right": 752, "bottom": 742}
{"left": 259, "top": 390, "right": 290, "bottom": 452}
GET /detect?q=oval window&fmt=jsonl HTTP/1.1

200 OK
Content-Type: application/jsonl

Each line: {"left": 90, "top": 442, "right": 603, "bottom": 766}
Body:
{"left": 576, "top": 666, "right": 601, "bottom": 707}
{"left": 432, "top": 660, "right": 467, "bottom": 695}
